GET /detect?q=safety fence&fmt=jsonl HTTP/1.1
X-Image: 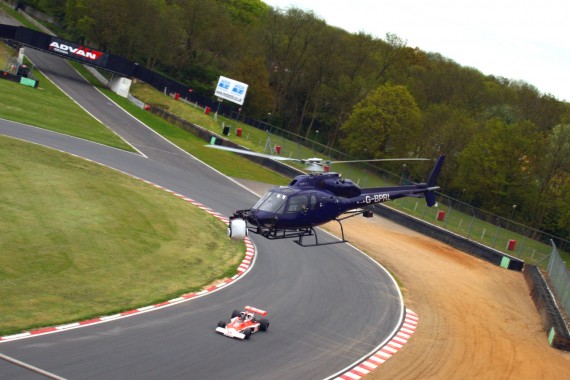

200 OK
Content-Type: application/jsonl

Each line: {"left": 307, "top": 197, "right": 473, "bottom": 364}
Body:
{"left": 548, "top": 242, "right": 570, "bottom": 319}
{"left": 389, "top": 193, "right": 569, "bottom": 269}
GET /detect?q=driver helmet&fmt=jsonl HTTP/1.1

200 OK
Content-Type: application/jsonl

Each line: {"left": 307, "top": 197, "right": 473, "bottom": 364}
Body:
{"left": 239, "top": 312, "right": 246, "bottom": 321}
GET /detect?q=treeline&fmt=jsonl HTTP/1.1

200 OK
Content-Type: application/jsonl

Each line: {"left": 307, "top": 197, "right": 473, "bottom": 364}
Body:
{"left": 16, "top": 0, "right": 570, "bottom": 239}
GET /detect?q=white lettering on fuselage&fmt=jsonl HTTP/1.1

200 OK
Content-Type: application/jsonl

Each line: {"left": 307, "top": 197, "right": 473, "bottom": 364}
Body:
{"left": 365, "top": 194, "right": 390, "bottom": 203}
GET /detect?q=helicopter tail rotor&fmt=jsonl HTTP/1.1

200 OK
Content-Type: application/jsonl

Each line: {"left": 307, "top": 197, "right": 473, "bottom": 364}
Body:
{"left": 424, "top": 188, "right": 438, "bottom": 207}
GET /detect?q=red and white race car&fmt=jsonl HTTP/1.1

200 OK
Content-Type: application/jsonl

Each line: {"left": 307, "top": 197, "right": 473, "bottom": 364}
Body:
{"left": 216, "top": 306, "right": 269, "bottom": 340}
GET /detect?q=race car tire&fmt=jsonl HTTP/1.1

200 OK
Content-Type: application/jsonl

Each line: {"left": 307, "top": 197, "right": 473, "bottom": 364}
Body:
{"left": 217, "top": 320, "right": 226, "bottom": 328}
{"left": 228, "top": 218, "right": 247, "bottom": 240}
{"left": 231, "top": 309, "right": 241, "bottom": 319}
{"left": 244, "top": 329, "right": 252, "bottom": 340}
{"left": 260, "top": 318, "right": 269, "bottom": 331}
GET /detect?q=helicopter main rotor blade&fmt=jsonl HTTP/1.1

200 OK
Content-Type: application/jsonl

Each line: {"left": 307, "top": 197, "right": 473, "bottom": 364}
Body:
{"left": 205, "top": 144, "right": 301, "bottom": 162}
{"left": 330, "top": 158, "right": 431, "bottom": 164}
{"left": 206, "top": 144, "right": 431, "bottom": 168}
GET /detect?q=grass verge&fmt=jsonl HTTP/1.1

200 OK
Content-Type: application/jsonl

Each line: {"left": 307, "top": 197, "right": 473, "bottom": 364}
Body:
{"left": 0, "top": 136, "right": 244, "bottom": 335}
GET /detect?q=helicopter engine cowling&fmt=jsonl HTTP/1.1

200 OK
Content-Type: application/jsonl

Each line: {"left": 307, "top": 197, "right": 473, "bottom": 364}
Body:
{"left": 320, "top": 177, "right": 361, "bottom": 198}
{"left": 228, "top": 218, "right": 248, "bottom": 240}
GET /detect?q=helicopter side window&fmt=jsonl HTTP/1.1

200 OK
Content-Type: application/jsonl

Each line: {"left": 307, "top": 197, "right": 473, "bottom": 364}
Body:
{"left": 286, "top": 195, "right": 309, "bottom": 213}
{"left": 310, "top": 195, "right": 317, "bottom": 209}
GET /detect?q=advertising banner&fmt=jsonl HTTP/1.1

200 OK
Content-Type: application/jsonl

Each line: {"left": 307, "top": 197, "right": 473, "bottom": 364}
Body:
{"left": 214, "top": 76, "right": 248, "bottom": 105}
{"left": 48, "top": 37, "right": 108, "bottom": 66}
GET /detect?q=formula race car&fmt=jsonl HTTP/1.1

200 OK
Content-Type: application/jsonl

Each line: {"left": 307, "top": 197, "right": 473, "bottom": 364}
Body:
{"left": 216, "top": 306, "right": 269, "bottom": 340}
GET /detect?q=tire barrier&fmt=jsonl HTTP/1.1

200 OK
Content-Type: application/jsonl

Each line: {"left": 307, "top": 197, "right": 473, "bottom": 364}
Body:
{"left": 1, "top": 70, "right": 39, "bottom": 88}
{"left": 523, "top": 265, "right": 570, "bottom": 351}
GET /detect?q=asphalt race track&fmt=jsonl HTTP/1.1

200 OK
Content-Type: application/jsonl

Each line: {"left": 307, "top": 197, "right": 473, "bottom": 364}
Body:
{"left": 0, "top": 45, "right": 404, "bottom": 379}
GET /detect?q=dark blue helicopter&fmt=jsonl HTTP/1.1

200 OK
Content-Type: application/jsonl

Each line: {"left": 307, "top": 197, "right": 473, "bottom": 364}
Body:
{"left": 207, "top": 145, "right": 445, "bottom": 246}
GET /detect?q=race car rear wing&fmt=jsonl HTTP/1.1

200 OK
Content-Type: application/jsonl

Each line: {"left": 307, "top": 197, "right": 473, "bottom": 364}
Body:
{"left": 245, "top": 306, "right": 267, "bottom": 316}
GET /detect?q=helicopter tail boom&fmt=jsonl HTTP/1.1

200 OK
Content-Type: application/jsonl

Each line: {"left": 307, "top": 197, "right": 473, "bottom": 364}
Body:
{"left": 356, "top": 155, "right": 445, "bottom": 207}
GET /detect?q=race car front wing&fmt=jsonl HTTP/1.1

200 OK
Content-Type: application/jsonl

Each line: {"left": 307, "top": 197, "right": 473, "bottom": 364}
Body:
{"left": 215, "top": 327, "right": 246, "bottom": 340}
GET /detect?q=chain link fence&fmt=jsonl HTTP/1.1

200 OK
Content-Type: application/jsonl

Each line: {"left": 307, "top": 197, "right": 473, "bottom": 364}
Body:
{"left": 547, "top": 242, "right": 570, "bottom": 320}
{"left": 389, "top": 193, "right": 568, "bottom": 269}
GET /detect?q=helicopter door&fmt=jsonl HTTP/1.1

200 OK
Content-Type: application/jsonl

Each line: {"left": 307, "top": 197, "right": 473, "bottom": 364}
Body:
{"left": 286, "top": 195, "right": 309, "bottom": 214}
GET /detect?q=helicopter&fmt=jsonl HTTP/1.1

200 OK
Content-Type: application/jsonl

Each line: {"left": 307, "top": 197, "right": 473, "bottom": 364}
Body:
{"left": 206, "top": 144, "right": 445, "bottom": 246}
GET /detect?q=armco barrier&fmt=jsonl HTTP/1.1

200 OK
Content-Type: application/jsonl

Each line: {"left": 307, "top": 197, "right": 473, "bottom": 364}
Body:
{"left": 376, "top": 204, "right": 525, "bottom": 271}
{"left": 523, "top": 265, "right": 570, "bottom": 350}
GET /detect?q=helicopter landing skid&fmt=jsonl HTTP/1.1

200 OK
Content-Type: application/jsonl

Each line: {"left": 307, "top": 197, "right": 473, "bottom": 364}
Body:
{"left": 293, "top": 208, "right": 372, "bottom": 247}
{"left": 248, "top": 222, "right": 347, "bottom": 247}
{"left": 294, "top": 220, "right": 348, "bottom": 247}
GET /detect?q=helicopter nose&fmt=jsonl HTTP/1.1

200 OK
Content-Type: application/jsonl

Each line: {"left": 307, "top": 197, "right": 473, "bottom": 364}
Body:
{"left": 259, "top": 217, "right": 277, "bottom": 228}
{"left": 252, "top": 211, "right": 277, "bottom": 227}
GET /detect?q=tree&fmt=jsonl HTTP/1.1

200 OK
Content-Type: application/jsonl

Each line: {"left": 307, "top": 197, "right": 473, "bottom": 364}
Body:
{"left": 135, "top": 0, "right": 180, "bottom": 69}
{"left": 221, "top": 0, "right": 269, "bottom": 25}
{"left": 339, "top": 85, "right": 422, "bottom": 159}
{"left": 453, "top": 119, "right": 539, "bottom": 214}
{"left": 510, "top": 81, "right": 567, "bottom": 131}
{"left": 71, "top": 0, "right": 175, "bottom": 65}
{"left": 529, "top": 123, "right": 570, "bottom": 234}
{"left": 344, "top": 32, "right": 376, "bottom": 80}
{"left": 373, "top": 33, "right": 407, "bottom": 83}
{"left": 260, "top": 7, "right": 322, "bottom": 130}
{"left": 296, "top": 22, "right": 345, "bottom": 139}
{"left": 318, "top": 74, "right": 368, "bottom": 148}
{"left": 28, "top": 0, "right": 66, "bottom": 18}
{"left": 232, "top": 56, "right": 274, "bottom": 118}
{"left": 555, "top": 178, "right": 570, "bottom": 239}
{"left": 418, "top": 104, "right": 477, "bottom": 190}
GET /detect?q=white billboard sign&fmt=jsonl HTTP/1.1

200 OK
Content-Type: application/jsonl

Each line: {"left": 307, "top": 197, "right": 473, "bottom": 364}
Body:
{"left": 214, "top": 76, "right": 248, "bottom": 105}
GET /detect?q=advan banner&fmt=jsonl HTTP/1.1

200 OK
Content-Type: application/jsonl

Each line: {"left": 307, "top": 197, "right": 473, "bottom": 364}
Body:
{"left": 48, "top": 37, "right": 108, "bottom": 66}
{"left": 214, "top": 76, "right": 248, "bottom": 105}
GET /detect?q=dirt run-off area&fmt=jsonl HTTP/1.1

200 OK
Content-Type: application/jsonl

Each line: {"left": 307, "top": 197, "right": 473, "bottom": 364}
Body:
{"left": 322, "top": 214, "right": 570, "bottom": 379}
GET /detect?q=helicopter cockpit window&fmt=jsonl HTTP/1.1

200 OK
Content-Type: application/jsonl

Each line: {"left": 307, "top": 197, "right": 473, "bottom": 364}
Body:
{"left": 252, "top": 191, "right": 287, "bottom": 214}
{"left": 286, "top": 195, "right": 309, "bottom": 213}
